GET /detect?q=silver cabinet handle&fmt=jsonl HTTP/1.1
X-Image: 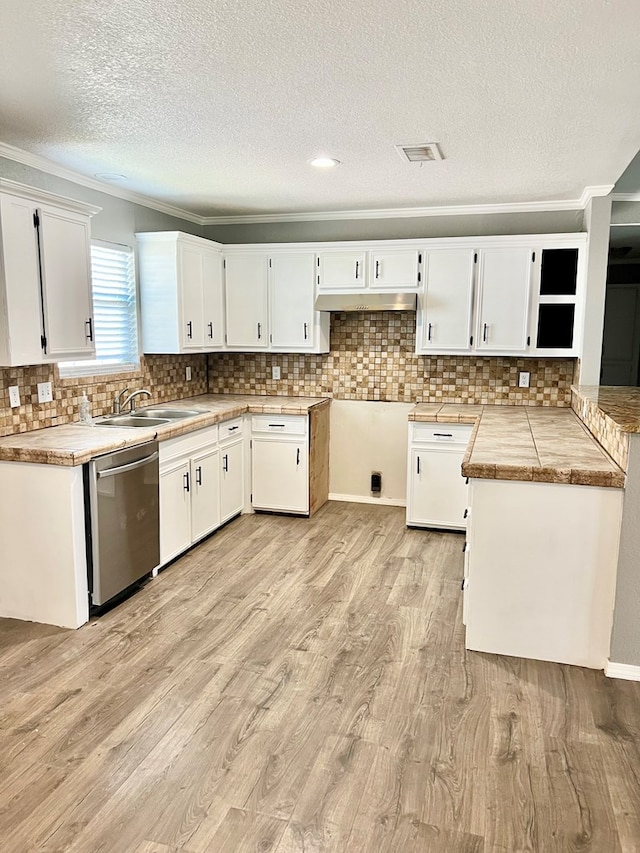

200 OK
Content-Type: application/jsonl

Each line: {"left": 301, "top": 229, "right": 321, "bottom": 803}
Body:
{"left": 96, "top": 451, "right": 159, "bottom": 478}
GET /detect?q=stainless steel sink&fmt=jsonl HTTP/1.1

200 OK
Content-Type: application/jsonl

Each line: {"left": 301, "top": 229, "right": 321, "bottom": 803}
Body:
{"left": 135, "top": 408, "right": 207, "bottom": 419}
{"left": 96, "top": 415, "right": 171, "bottom": 428}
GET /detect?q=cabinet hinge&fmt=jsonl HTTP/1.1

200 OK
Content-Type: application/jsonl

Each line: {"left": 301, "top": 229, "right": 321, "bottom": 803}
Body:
{"left": 33, "top": 211, "right": 40, "bottom": 228}
{"left": 474, "top": 253, "right": 477, "bottom": 263}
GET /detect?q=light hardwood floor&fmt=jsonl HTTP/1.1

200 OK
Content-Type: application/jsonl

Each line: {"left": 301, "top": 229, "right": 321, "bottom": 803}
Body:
{"left": 2, "top": 502, "right": 640, "bottom": 852}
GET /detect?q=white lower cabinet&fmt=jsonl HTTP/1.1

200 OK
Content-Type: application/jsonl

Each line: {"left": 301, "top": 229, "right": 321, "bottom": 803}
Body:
{"left": 406, "top": 422, "right": 472, "bottom": 530}
{"left": 159, "top": 419, "right": 244, "bottom": 566}
{"left": 251, "top": 415, "right": 309, "bottom": 514}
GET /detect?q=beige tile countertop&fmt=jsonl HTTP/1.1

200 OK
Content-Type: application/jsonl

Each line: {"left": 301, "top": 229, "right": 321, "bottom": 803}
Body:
{"left": 0, "top": 394, "right": 330, "bottom": 466}
{"left": 572, "top": 386, "right": 640, "bottom": 433}
{"left": 410, "top": 403, "right": 624, "bottom": 488}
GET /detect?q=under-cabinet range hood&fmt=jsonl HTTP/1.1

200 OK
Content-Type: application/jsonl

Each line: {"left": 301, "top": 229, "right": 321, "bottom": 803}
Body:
{"left": 314, "top": 292, "right": 417, "bottom": 312}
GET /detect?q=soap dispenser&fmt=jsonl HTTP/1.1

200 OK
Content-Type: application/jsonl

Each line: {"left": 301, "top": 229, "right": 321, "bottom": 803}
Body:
{"left": 78, "top": 392, "right": 93, "bottom": 425}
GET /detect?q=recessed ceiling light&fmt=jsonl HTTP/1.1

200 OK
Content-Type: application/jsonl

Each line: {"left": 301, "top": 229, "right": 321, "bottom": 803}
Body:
{"left": 308, "top": 157, "right": 341, "bottom": 168}
{"left": 94, "top": 172, "right": 128, "bottom": 182}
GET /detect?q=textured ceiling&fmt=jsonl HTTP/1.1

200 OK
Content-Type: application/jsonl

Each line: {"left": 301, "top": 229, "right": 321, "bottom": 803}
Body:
{"left": 1, "top": 0, "right": 640, "bottom": 217}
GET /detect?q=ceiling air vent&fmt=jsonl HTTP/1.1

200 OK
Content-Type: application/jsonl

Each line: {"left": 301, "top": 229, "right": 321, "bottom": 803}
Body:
{"left": 395, "top": 143, "right": 444, "bottom": 163}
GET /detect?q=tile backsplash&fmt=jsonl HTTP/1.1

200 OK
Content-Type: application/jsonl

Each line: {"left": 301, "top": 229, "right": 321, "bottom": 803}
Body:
{"left": 0, "top": 355, "right": 207, "bottom": 437}
{"left": 0, "top": 312, "right": 576, "bottom": 438}
{"left": 209, "top": 312, "right": 576, "bottom": 406}
{"left": 571, "top": 387, "right": 630, "bottom": 471}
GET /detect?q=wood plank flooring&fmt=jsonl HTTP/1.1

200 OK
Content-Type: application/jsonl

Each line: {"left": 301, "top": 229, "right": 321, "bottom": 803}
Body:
{"left": 2, "top": 501, "right": 640, "bottom": 852}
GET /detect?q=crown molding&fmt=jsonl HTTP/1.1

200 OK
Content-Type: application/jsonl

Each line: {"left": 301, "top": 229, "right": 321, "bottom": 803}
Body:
{"left": 0, "top": 178, "right": 102, "bottom": 216}
{"left": 0, "top": 141, "right": 205, "bottom": 225}
{"left": 201, "top": 197, "right": 589, "bottom": 225}
{"left": 611, "top": 192, "right": 640, "bottom": 202}
{"left": 0, "top": 140, "right": 612, "bottom": 226}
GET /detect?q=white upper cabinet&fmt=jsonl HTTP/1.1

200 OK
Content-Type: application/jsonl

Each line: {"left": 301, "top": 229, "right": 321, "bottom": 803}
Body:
{"left": 269, "top": 253, "right": 329, "bottom": 352}
{"left": 317, "top": 251, "right": 367, "bottom": 290}
{"left": 223, "top": 249, "right": 329, "bottom": 353}
{"left": 475, "top": 247, "right": 532, "bottom": 352}
{"left": 417, "top": 249, "right": 475, "bottom": 353}
{"left": 138, "top": 231, "right": 225, "bottom": 354}
{"left": 369, "top": 249, "right": 420, "bottom": 290}
{"left": 224, "top": 253, "right": 269, "bottom": 348}
{"left": 0, "top": 181, "right": 98, "bottom": 367}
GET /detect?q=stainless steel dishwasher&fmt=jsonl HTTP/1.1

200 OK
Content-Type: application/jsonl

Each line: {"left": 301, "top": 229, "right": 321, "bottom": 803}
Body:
{"left": 85, "top": 441, "right": 160, "bottom": 607}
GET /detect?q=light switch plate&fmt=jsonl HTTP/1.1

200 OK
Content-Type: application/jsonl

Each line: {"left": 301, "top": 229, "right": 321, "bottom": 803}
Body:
{"left": 518, "top": 371, "right": 530, "bottom": 388}
{"left": 8, "top": 385, "right": 20, "bottom": 408}
{"left": 272, "top": 366, "right": 281, "bottom": 380}
{"left": 37, "top": 381, "right": 53, "bottom": 403}
{"left": 185, "top": 366, "right": 192, "bottom": 381}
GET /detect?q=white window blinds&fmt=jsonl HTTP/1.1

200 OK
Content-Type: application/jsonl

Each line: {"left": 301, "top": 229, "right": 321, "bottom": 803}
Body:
{"left": 59, "top": 241, "right": 139, "bottom": 377}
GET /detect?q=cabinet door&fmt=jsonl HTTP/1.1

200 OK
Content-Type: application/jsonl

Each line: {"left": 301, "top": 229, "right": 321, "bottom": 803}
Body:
{"left": 220, "top": 439, "right": 245, "bottom": 524}
{"left": 418, "top": 250, "right": 475, "bottom": 352}
{"left": 407, "top": 448, "right": 468, "bottom": 529}
{"left": 252, "top": 438, "right": 308, "bottom": 514}
{"left": 225, "top": 254, "right": 268, "bottom": 347}
{"left": 160, "top": 461, "right": 191, "bottom": 564}
{"left": 203, "top": 249, "right": 224, "bottom": 348}
{"left": 178, "top": 243, "right": 205, "bottom": 349}
{"left": 269, "top": 253, "right": 315, "bottom": 349}
{"left": 317, "top": 252, "right": 366, "bottom": 289}
{"left": 39, "top": 206, "right": 95, "bottom": 359}
{"left": 370, "top": 250, "right": 419, "bottom": 290}
{"left": 191, "top": 448, "right": 220, "bottom": 542}
{"left": 476, "top": 248, "right": 531, "bottom": 352}
{"left": 0, "top": 194, "right": 44, "bottom": 366}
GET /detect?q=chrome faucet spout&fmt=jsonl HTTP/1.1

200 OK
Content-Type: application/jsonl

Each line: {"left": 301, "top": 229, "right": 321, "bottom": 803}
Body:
{"left": 120, "top": 388, "right": 152, "bottom": 413}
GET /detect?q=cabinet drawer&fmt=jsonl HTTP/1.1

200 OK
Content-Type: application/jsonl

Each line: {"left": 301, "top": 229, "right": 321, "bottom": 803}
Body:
{"left": 251, "top": 414, "right": 308, "bottom": 436}
{"left": 219, "top": 416, "right": 244, "bottom": 442}
{"left": 410, "top": 422, "right": 473, "bottom": 447}
{"left": 159, "top": 424, "right": 219, "bottom": 465}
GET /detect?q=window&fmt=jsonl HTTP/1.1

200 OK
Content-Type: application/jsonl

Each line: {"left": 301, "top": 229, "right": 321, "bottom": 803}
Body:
{"left": 59, "top": 241, "right": 139, "bottom": 377}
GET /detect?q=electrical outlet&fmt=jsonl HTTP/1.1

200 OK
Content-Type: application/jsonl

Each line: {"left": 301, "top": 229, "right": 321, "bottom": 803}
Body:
{"left": 518, "top": 371, "right": 530, "bottom": 388}
{"left": 37, "top": 381, "right": 53, "bottom": 403}
{"left": 185, "top": 366, "right": 192, "bottom": 381}
{"left": 272, "top": 366, "right": 281, "bottom": 380}
{"left": 8, "top": 385, "right": 20, "bottom": 408}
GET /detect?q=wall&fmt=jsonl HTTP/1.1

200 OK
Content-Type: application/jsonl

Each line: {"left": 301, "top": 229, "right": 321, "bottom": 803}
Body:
{"left": 204, "top": 209, "right": 584, "bottom": 244}
{"left": 581, "top": 195, "right": 613, "bottom": 384}
{"left": 209, "top": 312, "right": 576, "bottom": 406}
{"left": 0, "top": 156, "right": 206, "bottom": 434}
{"left": 0, "top": 355, "right": 207, "bottom": 436}
{"left": 609, "top": 433, "right": 640, "bottom": 666}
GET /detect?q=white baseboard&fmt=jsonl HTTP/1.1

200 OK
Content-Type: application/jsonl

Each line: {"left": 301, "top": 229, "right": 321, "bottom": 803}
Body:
{"left": 329, "top": 492, "right": 406, "bottom": 508}
{"left": 605, "top": 661, "right": 640, "bottom": 681}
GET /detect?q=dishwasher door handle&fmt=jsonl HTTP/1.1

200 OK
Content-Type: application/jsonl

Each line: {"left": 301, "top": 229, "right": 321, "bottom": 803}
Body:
{"left": 96, "top": 451, "right": 159, "bottom": 479}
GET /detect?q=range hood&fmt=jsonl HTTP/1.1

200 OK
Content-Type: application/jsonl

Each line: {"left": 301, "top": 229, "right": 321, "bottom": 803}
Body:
{"left": 314, "top": 292, "right": 417, "bottom": 312}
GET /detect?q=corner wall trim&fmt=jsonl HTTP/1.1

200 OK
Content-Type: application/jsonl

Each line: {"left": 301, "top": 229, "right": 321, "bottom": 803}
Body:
{"left": 329, "top": 493, "right": 406, "bottom": 508}
{"left": 605, "top": 661, "right": 640, "bottom": 681}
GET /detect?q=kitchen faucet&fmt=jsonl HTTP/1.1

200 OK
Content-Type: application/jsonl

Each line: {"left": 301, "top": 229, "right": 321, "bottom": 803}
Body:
{"left": 113, "top": 388, "right": 152, "bottom": 413}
